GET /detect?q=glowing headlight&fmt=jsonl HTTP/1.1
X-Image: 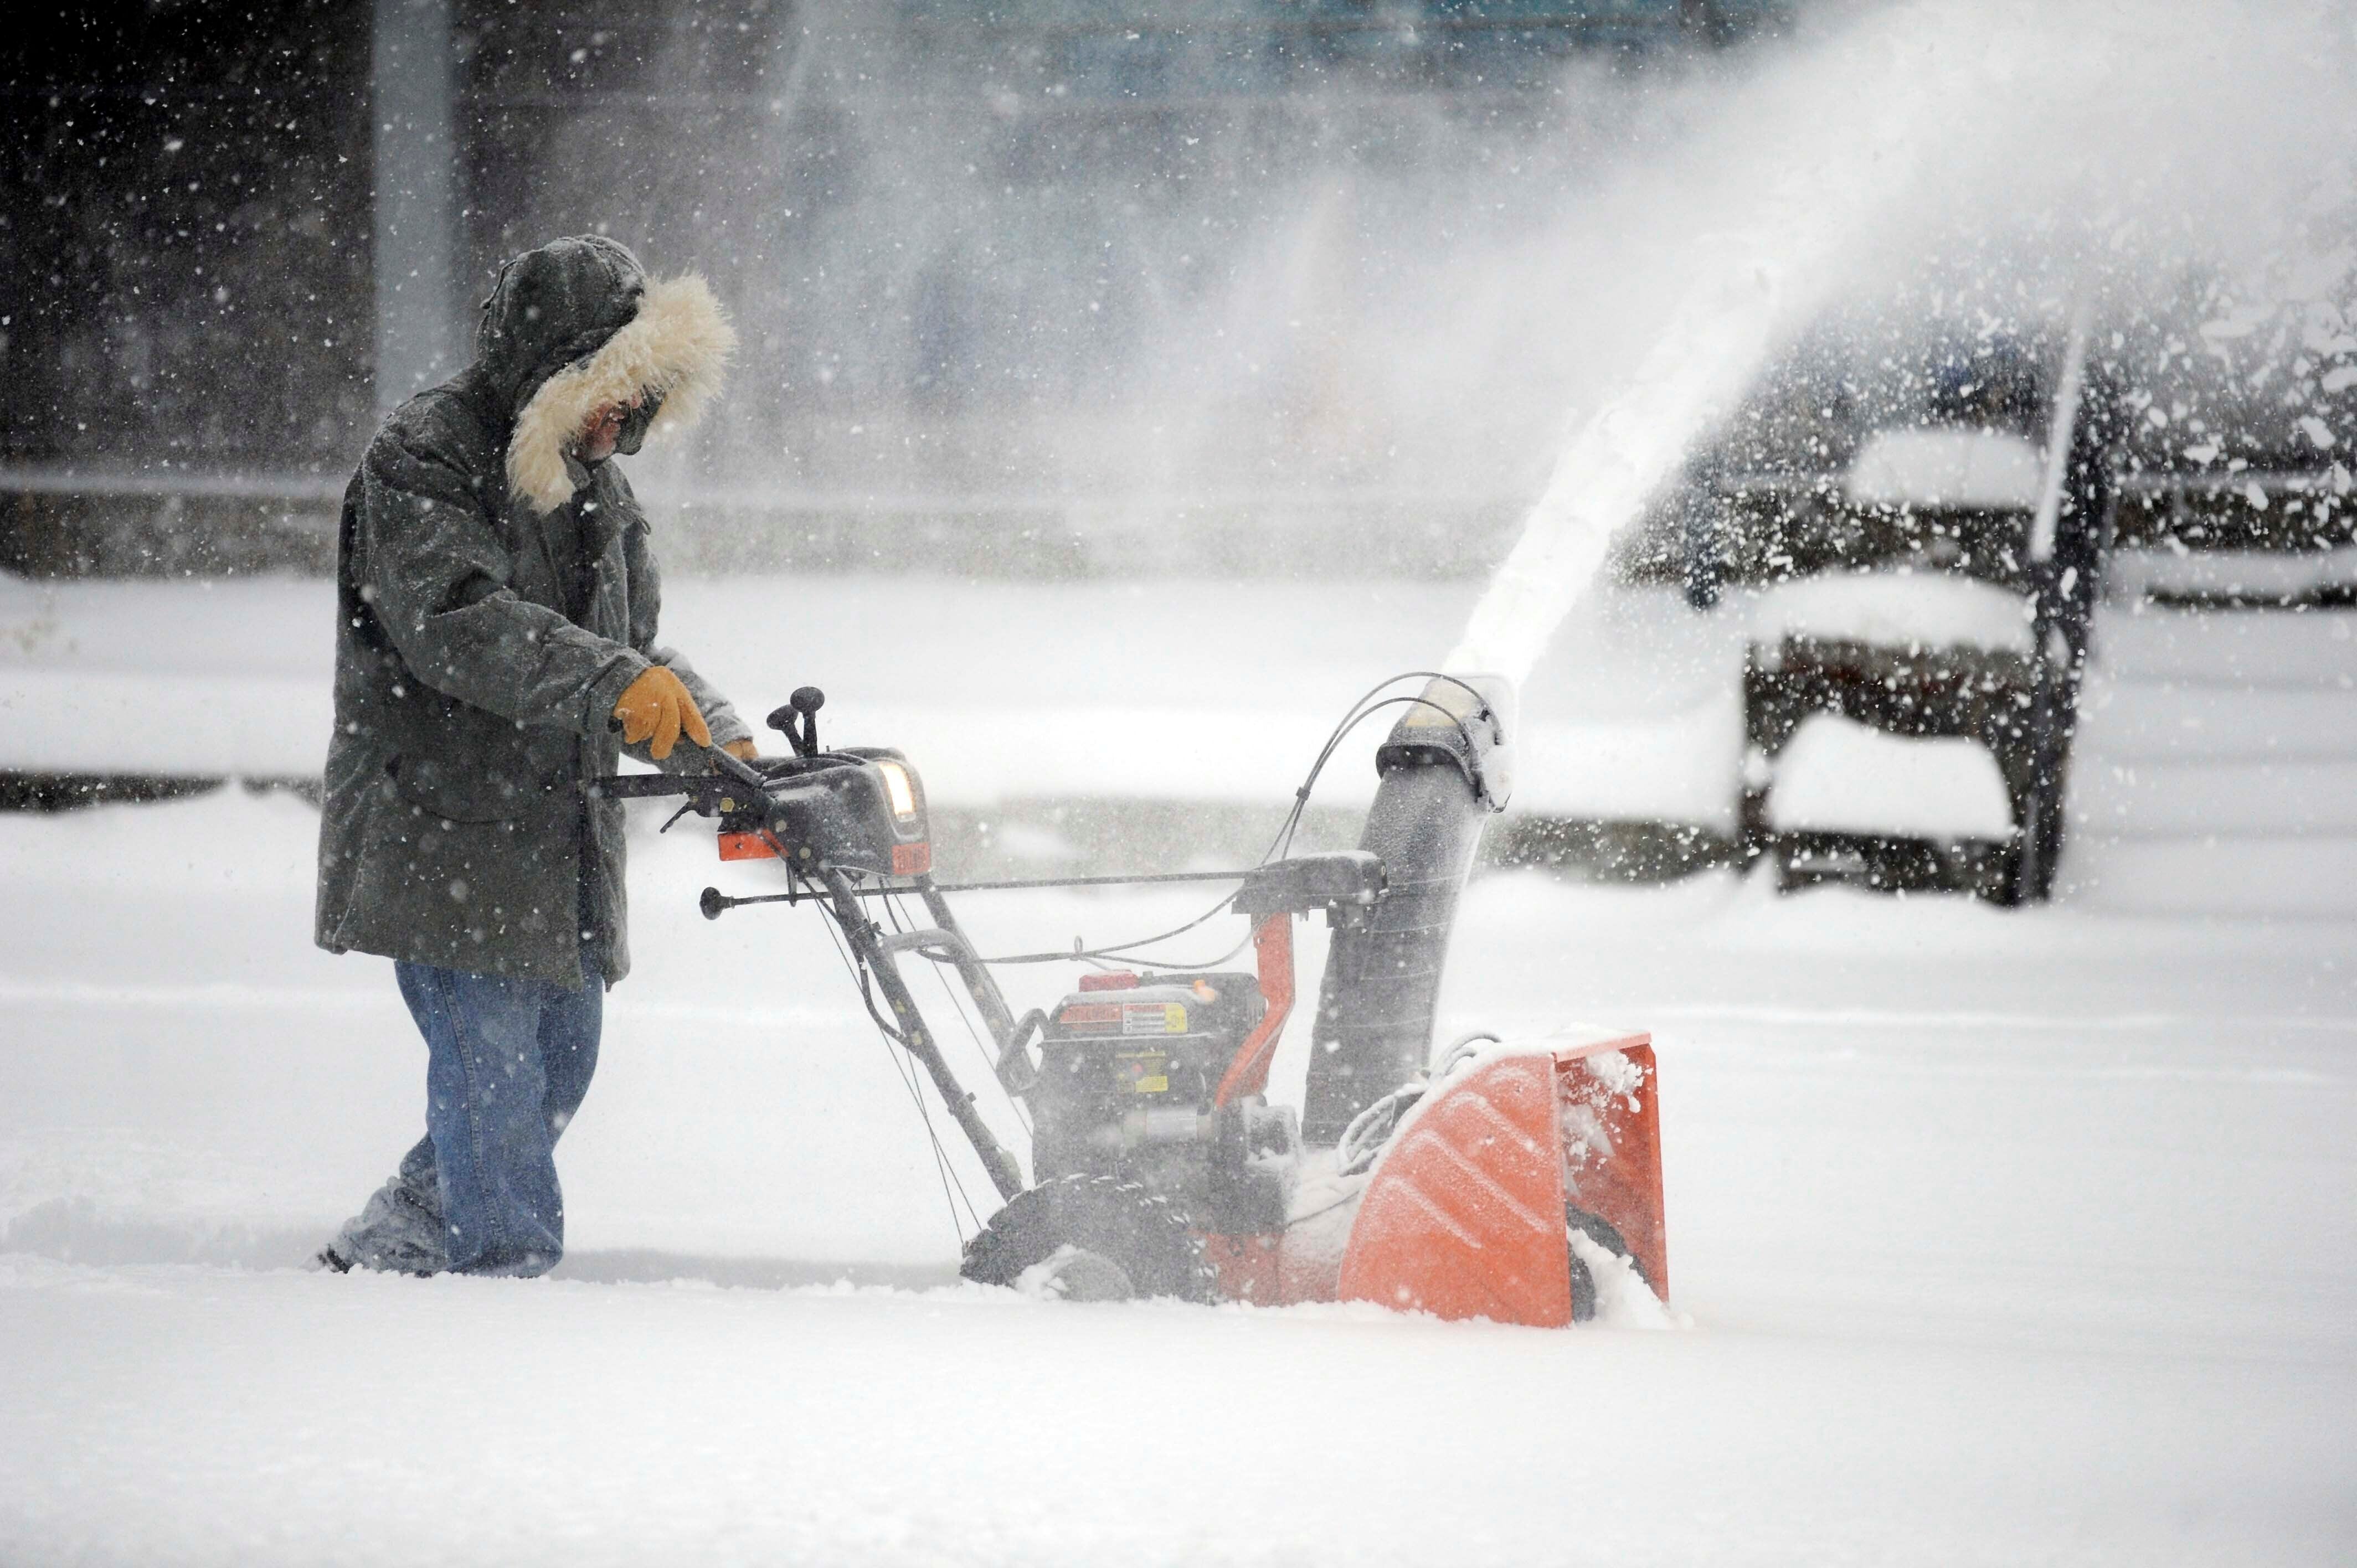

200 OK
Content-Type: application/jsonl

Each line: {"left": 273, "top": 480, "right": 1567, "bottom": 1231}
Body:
{"left": 876, "top": 759, "right": 919, "bottom": 819}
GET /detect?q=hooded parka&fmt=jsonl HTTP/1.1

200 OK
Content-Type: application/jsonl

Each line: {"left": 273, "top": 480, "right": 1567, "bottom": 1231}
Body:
{"left": 316, "top": 236, "right": 748, "bottom": 988}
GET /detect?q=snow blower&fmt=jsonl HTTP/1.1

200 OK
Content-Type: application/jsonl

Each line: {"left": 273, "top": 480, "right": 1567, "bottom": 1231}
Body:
{"left": 602, "top": 675, "right": 1667, "bottom": 1327}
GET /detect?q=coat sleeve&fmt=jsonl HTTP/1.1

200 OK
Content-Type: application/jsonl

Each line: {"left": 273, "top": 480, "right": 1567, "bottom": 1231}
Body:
{"left": 616, "top": 483, "right": 754, "bottom": 772}
{"left": 356, "top": 429, "right": 650, "bottom": 736}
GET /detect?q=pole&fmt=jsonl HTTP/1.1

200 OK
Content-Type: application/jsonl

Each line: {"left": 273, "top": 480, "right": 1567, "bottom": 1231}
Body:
{"left": 372, "top": 0, "right": 460, "bottom": 417}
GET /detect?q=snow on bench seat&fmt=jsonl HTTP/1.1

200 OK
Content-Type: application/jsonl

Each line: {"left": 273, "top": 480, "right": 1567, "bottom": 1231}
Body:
{"left": 1768, "top": 714, "right": 2015, "bottom": 839}
{"left": 1747, "top": 570, "right": 2035, "bottom": 656}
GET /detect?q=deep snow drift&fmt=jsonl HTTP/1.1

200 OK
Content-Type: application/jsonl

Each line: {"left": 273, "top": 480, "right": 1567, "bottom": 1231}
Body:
{"left": 3, "top": 746, "right": 2352, "bottom": 1563}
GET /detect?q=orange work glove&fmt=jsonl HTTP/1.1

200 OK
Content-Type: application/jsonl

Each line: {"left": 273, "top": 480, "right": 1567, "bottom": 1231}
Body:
{"left": 721, "top": 739, "right": 760, "bottom": 761}
{"left": 612, "top": 666, "right": 711, "bottom": 761}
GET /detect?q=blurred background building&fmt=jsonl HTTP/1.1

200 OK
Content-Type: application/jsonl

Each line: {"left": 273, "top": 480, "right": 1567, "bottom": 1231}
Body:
{"left": 6, "top": 0, "right": 2352, "bottom": 913}
{"left": 2, "top": 0, "right": 1794, "bottom": 576}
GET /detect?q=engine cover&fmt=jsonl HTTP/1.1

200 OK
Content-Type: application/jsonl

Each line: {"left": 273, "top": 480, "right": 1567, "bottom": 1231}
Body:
{"left": 1026, "top": 972, "right": 1298, "bottom": 1232}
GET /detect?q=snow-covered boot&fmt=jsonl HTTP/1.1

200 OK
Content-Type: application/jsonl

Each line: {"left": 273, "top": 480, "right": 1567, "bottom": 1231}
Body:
{"left": 326, "top": 1142, "right": 452, "bottom": 1275}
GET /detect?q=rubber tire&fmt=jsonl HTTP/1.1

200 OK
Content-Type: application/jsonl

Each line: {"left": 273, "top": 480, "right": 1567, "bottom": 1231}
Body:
{"left": 1565, "top": 1205, "right": 1649, "bottom": 1324}
{"left": 960, "top": 1174, "right": 1221, "bottom": 1304}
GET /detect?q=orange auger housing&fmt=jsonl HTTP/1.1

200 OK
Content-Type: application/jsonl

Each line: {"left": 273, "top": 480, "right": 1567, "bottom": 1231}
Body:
{"left": 1336, "top": 1032, "right": 1667, "bottom": 1325}
{"left": 1193, "top": 1029, "right": 1669, "bottom": 1325}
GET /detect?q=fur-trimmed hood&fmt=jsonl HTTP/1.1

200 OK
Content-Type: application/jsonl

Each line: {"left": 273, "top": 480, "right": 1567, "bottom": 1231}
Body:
{"left": 475, "top": 236, "right": 736, "bottom": 515}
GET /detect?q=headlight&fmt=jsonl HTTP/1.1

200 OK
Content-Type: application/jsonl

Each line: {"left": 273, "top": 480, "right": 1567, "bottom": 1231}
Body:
{"left": 876, "top": 759, "right": 919, "bottom": 819}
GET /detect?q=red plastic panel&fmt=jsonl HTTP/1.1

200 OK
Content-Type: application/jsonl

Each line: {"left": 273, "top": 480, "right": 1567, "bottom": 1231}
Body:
{"left": 1337, "top": 1051, "right": 1573, "bottom": 1326}
{"left": 1335, "top": 1032, "right": 1665, "bottom": 1327}
{"left": 1213, "top": 915, "right": 1294, "bottom": 1108}
{"left": 716, "top": 832, "right": 776, "bottom": 862}
{"left": 1556, "top": 1038, "right": 1669, "bottom": 1305}
{"left": 1198, "top": 1232, "right": 1284, "bottom": 1305}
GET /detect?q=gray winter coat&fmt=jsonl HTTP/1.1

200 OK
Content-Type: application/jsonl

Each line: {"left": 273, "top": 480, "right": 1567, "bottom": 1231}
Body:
{"left": 316, "top": 236, "right": 748, "bottom": 988}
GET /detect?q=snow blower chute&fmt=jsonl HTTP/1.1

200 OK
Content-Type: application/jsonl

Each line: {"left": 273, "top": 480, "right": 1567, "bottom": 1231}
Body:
{"left": 608, "top": 675, "right": 1668, "bottom": 1327}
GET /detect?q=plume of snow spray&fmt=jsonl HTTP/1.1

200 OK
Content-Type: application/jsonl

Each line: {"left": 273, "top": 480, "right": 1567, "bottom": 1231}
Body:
{"left": 1448, "top": 0, "right": 2357, "bottom": 683}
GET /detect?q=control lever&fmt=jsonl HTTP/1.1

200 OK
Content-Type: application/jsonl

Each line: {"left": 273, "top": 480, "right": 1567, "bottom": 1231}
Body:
{"left": 765, "top": 685, "right": 827, "bottom": 759}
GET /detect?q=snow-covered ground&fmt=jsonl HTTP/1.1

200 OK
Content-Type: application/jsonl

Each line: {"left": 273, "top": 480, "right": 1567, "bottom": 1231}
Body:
{"left": 4, "top": 637, "right": 2353, "bottom": 1560}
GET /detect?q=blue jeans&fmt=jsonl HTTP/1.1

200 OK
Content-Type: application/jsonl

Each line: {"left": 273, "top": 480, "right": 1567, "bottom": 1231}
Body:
{"left": 332, "top": 957, "right": 602, "bottom": 1277}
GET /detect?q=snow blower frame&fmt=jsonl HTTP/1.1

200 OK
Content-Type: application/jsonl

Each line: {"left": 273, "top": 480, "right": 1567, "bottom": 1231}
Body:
{"left": 598, "top": 676, "right": 1668, "bottom": 1326}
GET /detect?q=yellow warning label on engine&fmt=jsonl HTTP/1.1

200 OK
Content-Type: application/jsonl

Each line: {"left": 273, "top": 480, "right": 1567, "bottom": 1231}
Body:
{"left": 1118, "top": 1052, "right": 1169, "bottom": 1094}
{"left": 1123, "top": 1002, "right": 1186, "bottom": 1035}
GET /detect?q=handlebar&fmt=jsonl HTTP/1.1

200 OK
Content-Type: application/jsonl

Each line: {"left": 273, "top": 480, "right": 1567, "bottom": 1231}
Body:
{"left": 598, "top": 714, "right": 771, "bottom": 796}
{"left": 707, "top": 742, "right": 769, "bottom": 791}
{"left": 589, "top": 736, "right": 839, "bottom": 807}
{"left": 604, "top": 680, "right": 826, "bottom": 782}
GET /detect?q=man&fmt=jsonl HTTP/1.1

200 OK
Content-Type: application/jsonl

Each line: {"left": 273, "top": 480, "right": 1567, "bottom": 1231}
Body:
{"left": 315, "top": 235, "right": 754, "bottom": 1277}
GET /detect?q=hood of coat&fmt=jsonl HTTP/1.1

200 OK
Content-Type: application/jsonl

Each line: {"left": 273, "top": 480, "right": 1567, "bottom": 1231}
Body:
{"left": 477, "top": 235, "right": 737, "bottom": 515}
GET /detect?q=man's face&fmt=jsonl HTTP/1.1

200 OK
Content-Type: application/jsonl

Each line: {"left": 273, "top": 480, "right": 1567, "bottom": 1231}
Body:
{"left": 574, "top": 391, "right": 643, "bottom": 463}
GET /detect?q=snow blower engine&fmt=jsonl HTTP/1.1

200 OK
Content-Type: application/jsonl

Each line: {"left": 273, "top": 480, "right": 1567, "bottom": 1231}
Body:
{"left": 601, "top": 676, "right": 1669, "bottom": 1325}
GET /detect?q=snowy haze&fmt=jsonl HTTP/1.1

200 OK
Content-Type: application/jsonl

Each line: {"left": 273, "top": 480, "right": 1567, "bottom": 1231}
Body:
{"left": 576, "top": 0, "right": 2357, "bottom": 595}
{"left": 6, "top": 2, "right": 2357, "bottom": 1564}
{"left": 1453, "top": 0, "right": 2357, "bottom": 677}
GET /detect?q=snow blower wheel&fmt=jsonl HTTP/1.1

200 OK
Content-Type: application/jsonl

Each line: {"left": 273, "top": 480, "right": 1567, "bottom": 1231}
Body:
{"left": 960, "top": 1175, "right": 1221, "bottom": 1304}
{"left": 1566, "top": 1205, "right": 1648, "bottom": 1323}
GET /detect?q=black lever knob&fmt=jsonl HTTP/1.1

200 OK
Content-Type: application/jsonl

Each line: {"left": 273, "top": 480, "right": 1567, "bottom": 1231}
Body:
{"left": 791, "top": 687, "right": 824, "bottom": 754}
{"left": 764, "top": 687, "right": 828, "bottom": 759}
